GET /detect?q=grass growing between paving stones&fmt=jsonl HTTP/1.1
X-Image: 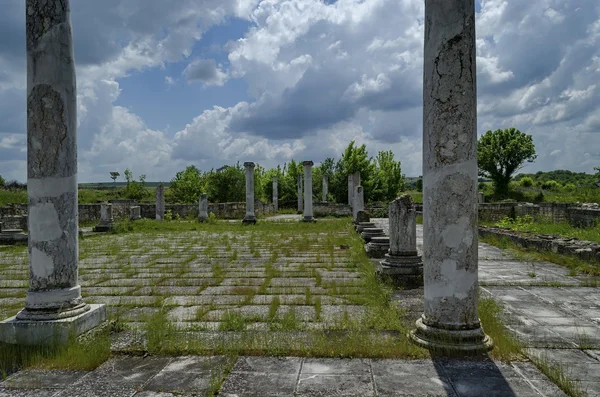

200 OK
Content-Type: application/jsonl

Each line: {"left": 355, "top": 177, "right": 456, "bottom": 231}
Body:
{"left": 478, "top": 298, "right": 523, "bottom": 361}
{"left": 480, "top": 234, "right": 600, "bottom": 278}
{"left": 0, "top": 327, "right": 112, "bottom": 379}
{"left": 529, "top": 354, "right": 587, "bottom": 397}
{"left": 124, "top": 219, "right": 428, "bottom": 359}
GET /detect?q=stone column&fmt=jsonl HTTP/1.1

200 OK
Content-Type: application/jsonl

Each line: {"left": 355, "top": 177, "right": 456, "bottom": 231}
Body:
{"left": 353, "top": 186, "right": 364, "bottom": 223}
{"left": 0, "top": 0, "right": 105, "bottom": 345}
{"left": 130, "top": 206, "right": 141, "bottom": 221}
{"left": 198, "top": 194, "right": 208, "bottom": 222}
{"left": 272, "top": 177, "right": 278, "bottom": 212}
{"left": 409, "top": 0, "right": 492, "bottom": 354}
{"left": 478, "top": 192, "right": 484, "bottom": 204}
{"left": 94, "top": 203, "right": 114, "bottom": 232}
{"left": 302, "top": 161, "right": 315, "bottom": 222}
{"left": 378, "top": 195, "right": 423, "bottom": 286}
{"left": 352, "top": 172, "right": 361, "bottom": 195}
{"left": 347, "top": 174, "right": 354, "bottom": 208}
{"left": 322, "top": 175, "right": 328, "bottom": 202}
{"left": 297, "top": 174, "right": 303, "bottom": 214}
{"left": 156, "top": 183, "right": 165, "bottom": 221}
{"left": 242, "top": 162, "right": 256, "bottom": 224}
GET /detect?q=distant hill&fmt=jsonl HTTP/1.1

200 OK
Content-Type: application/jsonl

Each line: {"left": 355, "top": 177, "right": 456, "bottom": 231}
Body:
{"left": 514, "top": 170, "right": 597, "bottom": 186}
{"left": 79, "top": 182, "right": 170, "bottom": 189}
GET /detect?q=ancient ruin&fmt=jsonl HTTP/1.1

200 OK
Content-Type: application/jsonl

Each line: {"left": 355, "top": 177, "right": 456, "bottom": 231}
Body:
{"left": 272, "top": 176, "right": 278, "bottom": 212}
{"left": 377, "top": 195, "right": 423, "bottom": 287}
{"left": 129, "top": 205, "right": 141, "bottom": 221}
{"left": 408, "top": 0, "right": 492, "bottom": 353}
{"left": 322, "top": 175, "right": 328, "bottom": 202}
{"left": 242, "top": 162, "right": 257, "bottom": 224}
{"left": 0, "top": 0, "right": 105, "bottom": 345}
{"left": 156, "top": 183, "right": 165, "bottom": 221}
{"left": 198, "top": 194, "right": 208, "bottom": 222}
{"left": 302, "top": 161, "right": 315, "bottom": 222}
{"left": 297, "top": 173, "right": 303, "bottom": 214}
{"left": 93, "top": 203, "right": 114, "bottom": 232}
{"left": 353, "top": 186, "right": 365, "bottom": 224}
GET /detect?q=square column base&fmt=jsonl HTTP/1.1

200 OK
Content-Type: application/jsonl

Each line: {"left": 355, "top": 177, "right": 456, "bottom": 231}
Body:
{"left": 242, "top": 216, "right": 257, "bottom": 225}
{"left": 0, "top": 304, "right": 107, "bottom": 345}
{"left": 301, "top": 216, "right": 316, "bottom": 223}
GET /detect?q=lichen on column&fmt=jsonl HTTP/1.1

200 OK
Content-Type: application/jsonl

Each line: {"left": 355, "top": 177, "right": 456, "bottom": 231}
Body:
{"left": 409, "top": 0, "right": 492, "bottom": 353}
{"left": 302, "top": 161, "right": 315, "bottom": 222}
{"left": 243, "top": 162, "right": 256, "bottom": 224}
{"left": 20, "top": 0, "right": 85, "bottom": 320}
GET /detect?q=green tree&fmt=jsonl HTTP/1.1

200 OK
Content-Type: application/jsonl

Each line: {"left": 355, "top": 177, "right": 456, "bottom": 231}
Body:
{"left": 169, "top": 165, "right": 206, "bottom": 203}
{"left": 0, "top": 175, "right": 5, "bottom": 188}
{"left": 122, "top": 169, "right": 148, "bottom": 201}
{"left": 207, "top": 163, "right": 245, "bottom": 203}
{"left": 371, "top": 150, "right": 405, "bottom": 201}
{"left": 330, "top": 141, "right": 375, "bottom": 203}
{"left": 478, "top": 128, "right": 537, "bottom": 197}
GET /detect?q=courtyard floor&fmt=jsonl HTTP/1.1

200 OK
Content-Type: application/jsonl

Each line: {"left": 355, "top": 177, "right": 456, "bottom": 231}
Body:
{"left": 0, "top": 216, "right": 598, "bottom": 396}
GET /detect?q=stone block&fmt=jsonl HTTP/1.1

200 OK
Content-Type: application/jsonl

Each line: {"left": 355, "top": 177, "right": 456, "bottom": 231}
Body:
{"left": 129, "top": 206, "right": 141, "bottom": 221}
{"left": 0, "top": 304, "right": 106, "bottom": 345}
{"left": 366, "top": 236, "right": 389, "bottom": 258}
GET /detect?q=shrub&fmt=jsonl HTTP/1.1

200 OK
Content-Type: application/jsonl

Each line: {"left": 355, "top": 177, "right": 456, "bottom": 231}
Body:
{"left": 520, "top": 177, "right": 534, "bottom": 187}
{"left": 541, "top": 180, "right": 561, "bottom": 191}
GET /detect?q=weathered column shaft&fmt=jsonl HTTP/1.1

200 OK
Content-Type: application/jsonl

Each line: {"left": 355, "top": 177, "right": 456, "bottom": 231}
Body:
{"left": 100, "top": 203, "right": 113, "bottom": 223}
{"left": 21, "top": 0, "right": 83, "bottom": 318}
{"left": 297, "top": 174, "right": 303, "bottom": 213}
{"left": 353, "top": 186, "right": 364, "bottom": 222}
{"left": 243, "top": 162, "right": 256, "bottom": 223}
{"left": 389, "top": 195, "right": 417, "bottom": 255}
{"left": 198, "top": 194, "right": 208, "bottom": 222}
{"left": 155, "top": 184, "right": 165, "bottom": 221}
{"left": 303, "top": 161, "right": 314, "bottom": 221}
{"left": 410, "top": 0, "right": 491, "bottom": 353}
{"left": 322, "top": 175, "right": 328, "bottom": 202}
{"left": 272, "top": 177, "right": 278, "bottom": 212}
{"left": 347, "top": 175, "right": 354, "bottom": 208}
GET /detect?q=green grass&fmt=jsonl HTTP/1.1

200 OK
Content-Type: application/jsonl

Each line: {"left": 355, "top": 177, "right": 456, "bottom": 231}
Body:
{"left": 0, "top": 190, "right": 27, "bottom": 206}
{"left": 493, "top": 218, "right": 600, "bottom": 244}
{"left": 478, "top": 298, "right": 523, "bottom": 361}
{"left": 0, "top": 327, "right": 112, "bottom": 379}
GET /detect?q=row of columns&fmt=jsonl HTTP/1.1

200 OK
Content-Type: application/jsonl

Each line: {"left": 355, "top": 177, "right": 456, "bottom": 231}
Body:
{"left": 2, "top": 0, "right": 491, "bottom": 354}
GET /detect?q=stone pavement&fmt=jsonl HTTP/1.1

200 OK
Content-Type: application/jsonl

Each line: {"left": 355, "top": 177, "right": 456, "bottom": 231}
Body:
{"left": 1, "top": 219, "right": 599, "bottom": 396}
{"left": 373, "top": 219, "right": 600, "bottom": 396}
{"left": 0, "top": 355, "right": 570, "bottom": 396}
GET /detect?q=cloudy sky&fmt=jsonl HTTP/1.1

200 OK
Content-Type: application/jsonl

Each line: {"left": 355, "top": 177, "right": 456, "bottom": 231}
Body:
{"left": 1, "top": 0, "right": 599, "bottom": 182}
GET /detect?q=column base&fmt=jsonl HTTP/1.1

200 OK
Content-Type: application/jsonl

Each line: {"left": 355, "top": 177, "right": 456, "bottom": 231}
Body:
{"left": 242, "top": 216, "right": 257, "bottom": 225}
{"left": 409, "top": 317, "right": 493, "bottom": 355}
{"left": 130, "top": 216, "right": 142, "bottom": 221}
{"left": 93, "top": 221, "right": 113, "bottom": 232}
{"left": 301, "top": 216, "right": 316, "bottom": 223}
{"left": 198, "top": 217, "right": 208, "bottom": 223}
{"left": 365, "top": 237, "right": 390, "bottom": 258}
{"left": 0, "top": 304, "right": 107, "bottom": 345}
{"left": 377, "top": 254, "right": 423, "bottom": 288}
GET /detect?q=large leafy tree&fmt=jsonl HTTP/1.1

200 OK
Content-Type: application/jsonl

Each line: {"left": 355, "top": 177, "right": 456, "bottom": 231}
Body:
{"left": 168, "top": 165, "right": 206, "bottom": 203}
{"left": 478, "top": 128, "right": 537, "bottom": 197}
{"left": 371, "top": 150, "right": 405, "bottom": 202}
{"left": 207, "top": 163, "right": 245, "bottom": 203}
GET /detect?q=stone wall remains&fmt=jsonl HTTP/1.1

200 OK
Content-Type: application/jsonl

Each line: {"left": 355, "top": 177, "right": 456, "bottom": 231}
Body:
{"left": 478, "top": 226, "right": 600, "bottom": 264}
{"left": 313, "top": 202, "right": 351, "bottom": 217}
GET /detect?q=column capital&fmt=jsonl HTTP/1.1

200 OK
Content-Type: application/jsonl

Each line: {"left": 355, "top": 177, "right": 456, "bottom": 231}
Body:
{"left": 303, "top": 160, "right": 314, "bottom": 166}
{"left": 244, "top": 162, "right": 255, "bottom": 168}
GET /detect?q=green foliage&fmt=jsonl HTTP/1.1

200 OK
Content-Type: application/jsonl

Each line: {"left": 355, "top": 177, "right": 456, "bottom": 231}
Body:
{"left": 478, "top": 128, "right": 537, "bottom": 198}
{"left": 415, "top": 177, "right": 422, "bottom": 192}
{"left": 122, "top": 169, "right": 148, "bottom": 201}
{"left": 370, "top": 150, "right": 405, "bottom": 202}
{"left": 540, "top": 180, "right": 561, "bottom": 191}
{"left": 515, "top": 169, "right": 597, "bottom": 187}
{"left": 206, "top": 163, "right": 245, "bottom": 203}
{"left": 0, "top": 189, "right": 27, "bottom": 206}
{"left": 0, "top": 175, "right": 4, "bottom": 188}
{"left": 519, "top": 176, "right": 534, "bottom": 187}
{"left": 168, "top": 165, "right": 205, "bottom": 203}
{"left": 495, "top": 215, "right": 534, "bottom": 229}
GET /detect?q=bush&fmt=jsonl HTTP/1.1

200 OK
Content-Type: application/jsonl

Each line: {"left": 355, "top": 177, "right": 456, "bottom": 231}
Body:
{"left": 541, "top": 180, "right": 561, "bottom": 191}
{"left": 563, "top": 183, "right": 576, "bottom": 192}
{"left": 520, "top": 177, "right": 534, "bottom": 187}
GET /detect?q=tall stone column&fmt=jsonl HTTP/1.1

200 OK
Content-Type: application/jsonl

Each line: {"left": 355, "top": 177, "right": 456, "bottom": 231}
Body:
{"left": 353, "top": 186, "right": 364, "bottom": 223}
{"left": 198, "top": 194, "right": 208, "bottom": 222}
{"left": 409, "top": 0, "right": 492, "bottom": 354}
{"left": 272, "top": 177, "right": 278, "bottom": 212}
{"left": 347, "top": 174, "right": 354, "bottom": 208}
{"left": 243, "top": 162, "right": 256, "bottom": 224}
{"left": 378, "top": 195, "right": 423, "bottom": 287}
{"left": 302, "top": 161, "right": 315, "bottom": 222}
{"left": 156, "top": 183, "right": 165, "bottom": 221}
{"left": 0, "top": 0, "right": 105, "bottom": 345}
{"left": 322, "top": 175, "right": 328, "bottom": 202}
{"left": 297, "top": 174, "right": 303, "bottom": 214}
